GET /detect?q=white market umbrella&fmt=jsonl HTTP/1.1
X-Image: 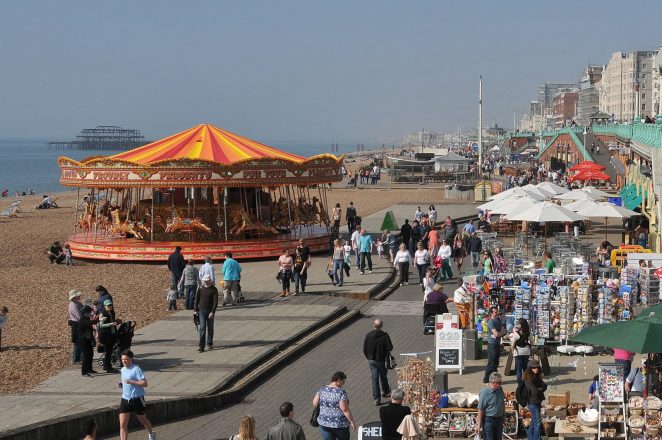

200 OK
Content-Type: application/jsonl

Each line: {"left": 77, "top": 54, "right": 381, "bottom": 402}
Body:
{"left": 507, "top": 202, "right": 586, "bottom": 248}
{"left": 582, "top": 186, "right": 613, "bottom": 199}
{"left": 555, "top": 189, "right": 603, "bottom": 201}
{"left": 576, "top": 202, "right": 639, "bottom": 240}
{"left": 491, "top": 197, "right": 539, "bottom": 216}
{"left": 490, "top": 145, "right": 501, "bottom": 152}
{"left": 536, "top": 181, "right": 569, "bottom": 195}
{"left": 522, "top": 183, "right": 555, "bottom": 199}
{"left": 563, "top": 199, "right": 600, "bottom": 212}
{"left": 489, "top": 186, "right": 547, "bottom": 201}
{"left": 478, "top": 194, "right": 538, "bottom": 212}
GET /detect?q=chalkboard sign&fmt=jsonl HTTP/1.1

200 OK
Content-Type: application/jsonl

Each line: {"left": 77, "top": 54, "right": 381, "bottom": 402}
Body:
{"left": 438, "top": 349, "right": 459, "bottom": 366}
{"left": 435, "top": 321, "right": 463, "bottom": 371}
{"left": 358, "top": 421, "right": 382, "bottom": 440}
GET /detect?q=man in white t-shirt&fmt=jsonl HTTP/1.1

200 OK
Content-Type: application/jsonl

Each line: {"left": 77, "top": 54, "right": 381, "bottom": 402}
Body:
{"left": 453, "top": 279, "right": 472, "bottom": 329}
{"left": 351, "top": 228, "right": 362, "bottom": 269}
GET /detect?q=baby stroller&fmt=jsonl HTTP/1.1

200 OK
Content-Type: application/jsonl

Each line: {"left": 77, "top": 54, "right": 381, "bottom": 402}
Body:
{"left": 423, "top": 303, "right": 443, "bottom": 335}
{"left": 97, "top": 320, "right": 136, "bottom": 369}
{"left": 430, "top": 257, "right": 443, "bottom": 282}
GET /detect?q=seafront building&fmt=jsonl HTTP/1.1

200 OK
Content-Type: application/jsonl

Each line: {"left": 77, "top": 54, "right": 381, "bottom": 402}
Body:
{"left": 600, "top": 50, "right": 656, "bottom": 122}
{"left": 576, "top": 65, "right": 604, "bottom": 126}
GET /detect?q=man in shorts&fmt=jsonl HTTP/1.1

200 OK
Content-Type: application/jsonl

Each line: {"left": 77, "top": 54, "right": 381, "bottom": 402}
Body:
{"left": 118, "top": 349, "right": 156, "bottom": 440}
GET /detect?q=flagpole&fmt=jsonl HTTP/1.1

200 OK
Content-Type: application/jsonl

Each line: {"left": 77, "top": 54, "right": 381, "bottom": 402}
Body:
{"left": 478, "top": 76, "right": 483, "bottom": 170}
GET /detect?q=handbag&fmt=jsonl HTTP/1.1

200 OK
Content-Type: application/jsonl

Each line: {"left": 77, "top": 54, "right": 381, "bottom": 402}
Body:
{"left": 310, "top": 404, "right": 320, "bottom": 427}
{"left": 386, "top": 352, "right": 397, "bottom": 370}
{"left": 276, "top": 271, "right": 283, "bottom": 281}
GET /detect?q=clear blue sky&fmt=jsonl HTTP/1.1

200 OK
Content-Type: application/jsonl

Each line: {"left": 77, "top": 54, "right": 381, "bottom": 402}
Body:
{"left": 1, "top": 1, "right": 661, "bottom": 144}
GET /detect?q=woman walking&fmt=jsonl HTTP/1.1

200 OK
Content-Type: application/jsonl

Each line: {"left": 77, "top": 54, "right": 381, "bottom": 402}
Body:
{"left": 523, "top": 359, "right": 547, "bottom": 440}
{"left": 293, "top": 247, "right": 308, "bottom": 295}
{"left": 332, "top": 203, "right": 342, "bottom": 230}
{"left": 414, "top": 242, "right": 431, "bottom": 286}
{"left": 278, "top": 249, "right": 294, "bottom": 297}
{"left": 437, "top": 239, "right": 454, "bottom": 281}
{"left": 483, "top": 250, "right": 494, "bottom": 275}
{"left": 393, "top": 243, "right": 412, "bottom": 286}
{"left": 98, "top": 299, "right": 119, "bottom": 373}
{"left": 331, "top": 239, "right": 346, "bottom": 287}
{"left": 229, "top": 415, "right": 257, "bottom": 440}
{"left": 509, "top": 318, "right": 531, "bottom": 385}
{"left": 428, "top": 205, "right": 438, "bottom": 227}
{"left": 313, "top": 371, "right": 356, "bottom": 440}
{"left": 453, "top": 232, "right": 466, "bottom": 274}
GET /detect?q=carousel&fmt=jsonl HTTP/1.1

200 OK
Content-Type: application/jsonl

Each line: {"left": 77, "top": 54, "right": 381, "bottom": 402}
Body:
{"left": 58, "top": 124, "right": 343, "bottom": 261}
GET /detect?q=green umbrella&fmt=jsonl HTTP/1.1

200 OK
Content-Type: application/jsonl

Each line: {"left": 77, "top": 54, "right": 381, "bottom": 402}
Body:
{"left": 640, "top": 303, "right": 662, "bottom": 317}
{"left": 570, "top": 312, "right": 662, "bottom": 353}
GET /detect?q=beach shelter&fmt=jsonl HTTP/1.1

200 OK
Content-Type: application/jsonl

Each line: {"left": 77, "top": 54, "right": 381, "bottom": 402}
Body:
{"left": 571, "top": 312, "right": 662, "bottom": 353}
{"left": 536, "top": 181, "right": 569, "bottom": 195}
{"left": 568, "top": 169, "right": 611, "bottom": 182}
{"left": 569, "top": 161, "right": 606, "bottom": 172}
{"left": 576, "top": 202, "right": 639, "bottom": 240}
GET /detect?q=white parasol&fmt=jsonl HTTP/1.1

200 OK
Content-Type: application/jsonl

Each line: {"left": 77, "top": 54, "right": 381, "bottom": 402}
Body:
{"left": 489, "top": 186, "right": 547, "bottom": 201}
{"left": 582, "top": 186, "right": 613, "bottom": 198}
{"left": 522, "top": 183, "right": 555, "bottom": 199}
{"left": 491, "top": 197, "right": 540, "bottom": 216}
{"left": 563, "top": 199, "right": 600, "bottom": 212}
{"left": 536, "top": 181, "right": 569, "bottom": 195}
{"left": 507, "top": 202, "right": 587, "bottom": 222}
{"left": 576, "top": 202, "right": 639, "bottom": 240}
{"left": 554, "top": 189, "right": 604, "bottom": 201}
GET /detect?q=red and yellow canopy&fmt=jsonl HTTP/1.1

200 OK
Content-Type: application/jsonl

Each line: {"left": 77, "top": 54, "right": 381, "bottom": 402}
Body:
{"left": 58, "top": 124, "right": 343, "bottom": 188}
{"left": 110, "top": 124, "right": 305, "bottom": 166}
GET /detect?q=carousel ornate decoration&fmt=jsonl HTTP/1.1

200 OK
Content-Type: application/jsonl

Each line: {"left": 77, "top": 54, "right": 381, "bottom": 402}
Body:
{"left": 58, "top": 124, "right": 343, "bottom": 261}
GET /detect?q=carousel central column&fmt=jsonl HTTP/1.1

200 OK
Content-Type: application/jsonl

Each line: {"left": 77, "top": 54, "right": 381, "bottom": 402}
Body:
{"left": 150, "top": 188, "right": 154, "bottom": 242}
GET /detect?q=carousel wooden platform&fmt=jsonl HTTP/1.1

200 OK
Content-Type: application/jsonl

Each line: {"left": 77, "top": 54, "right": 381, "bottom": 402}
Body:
{"left": 68, "top": 228, "right": 332, "bottom": 261}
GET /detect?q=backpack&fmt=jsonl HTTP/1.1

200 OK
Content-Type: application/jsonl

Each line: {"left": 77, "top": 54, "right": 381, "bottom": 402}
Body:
{"left": 515, "top": 381, "right": 528, "bottom": 407}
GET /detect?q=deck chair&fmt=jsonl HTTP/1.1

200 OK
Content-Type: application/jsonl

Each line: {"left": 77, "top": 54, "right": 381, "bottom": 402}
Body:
{"left": 9, "top": 200, "right": 21, "bottom": 213}
{"left": 0, "top": 205, "right": 19, "bottom": 218}
{"left": 49, "top": 197, "right": 60, "bottom": 208}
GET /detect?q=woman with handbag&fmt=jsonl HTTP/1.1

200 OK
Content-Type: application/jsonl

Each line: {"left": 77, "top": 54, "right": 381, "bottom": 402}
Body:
{"left": 523, "top": 359, "right": 547, "bottom": 440}
{"left": 331, "top": 239, "right": 346, "bottom": 287}
{"left": 453, "top": 232, "right": 466, "bottom": 274}
{"left": 312, "top": 371, "right": 356, "bottom": 440}
{"left": 278, "top": 249, "right": 294, "bottom": 297}
{"left": 509, "top": 318, "right": 531, "bottom": 385}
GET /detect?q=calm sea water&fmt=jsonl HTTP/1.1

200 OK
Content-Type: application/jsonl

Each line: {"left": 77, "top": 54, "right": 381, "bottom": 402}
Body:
{"left": 0, "top": 140, "right": 369, "bottom": 194}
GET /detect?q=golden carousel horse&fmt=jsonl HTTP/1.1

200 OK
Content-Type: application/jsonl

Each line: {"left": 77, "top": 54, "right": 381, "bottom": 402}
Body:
{"left": 165, "top": 209, "right": 212, "bottom": 235}
{"left": 313, "top": 197, "right": 330, "bottom": 227}
{"left": 106, "top": 207, "right": 145, "bottom": 239}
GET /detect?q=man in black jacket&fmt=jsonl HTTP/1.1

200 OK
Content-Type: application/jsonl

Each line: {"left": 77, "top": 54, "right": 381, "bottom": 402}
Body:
{"left": 363, "top": 318, "right": 393, "bottom": 405}
{"left": 400, "top": 219, "right": 412, "bottom": 254}
{"left": 379, "top": 389, "right": 411, "bottom": 440}
{"left": 167, "top": 246, "right": 186, "bottom": 294}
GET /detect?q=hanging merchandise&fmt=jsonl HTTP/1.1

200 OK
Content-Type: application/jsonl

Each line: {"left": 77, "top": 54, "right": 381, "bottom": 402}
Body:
{"left": 556, "top": 286, "right": 574, "bottom": 341}
{"left": 574, "top": 282, "right": 593, "bottom": 334}
{"left": 638, "top": 266, "right": 660, "bottom": 306}
{"left": 535, "top": 284, "right": 551, "bottom": 339}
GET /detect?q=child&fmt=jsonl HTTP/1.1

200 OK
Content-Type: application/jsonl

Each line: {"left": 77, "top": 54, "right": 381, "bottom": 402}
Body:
{"left": 0, "top": 306, "right": 8, "bottom": 351}
{"left": 326, "top": 257, "right": 335, "bottom": 283}
{"left": 167, "top": 287, "right": 177, "bottom": 311}
{"left": 588, "top": 374, "right": 599, "bottom": 409}
{"left": 64, "top": 243, "right": 73, "bottom": 266}
{"left": 376, "top": 240, "right": 385, "bottom": 259}
{"left": 343, "top": 239, "right": 352, "bottom": 277}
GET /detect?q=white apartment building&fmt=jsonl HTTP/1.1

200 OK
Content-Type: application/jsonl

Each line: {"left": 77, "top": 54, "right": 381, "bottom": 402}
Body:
{"left": 600, "top": 50, "right": 656, "bottom": 122}
{"left": 652, "top": 48, "right": 662, "bottom": 117}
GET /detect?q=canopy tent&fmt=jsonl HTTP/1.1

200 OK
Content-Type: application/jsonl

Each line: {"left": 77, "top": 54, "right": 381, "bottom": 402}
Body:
{"left": 434, "top": 151, "right": 472, "bottom": 172}
{"left": 536, "top": 181, "right": 569, "bottom": 195}
{"left": 569, "top": 161, "right": 606, "bottom": 172}
{"left": 568, "top": 169, "right": 611, "bottom": 182}
{"left": 490, "top": 145, "right": 501, "bottom": 152}
{"left": 576, "top": 202, "right": 639, "bottom": 240}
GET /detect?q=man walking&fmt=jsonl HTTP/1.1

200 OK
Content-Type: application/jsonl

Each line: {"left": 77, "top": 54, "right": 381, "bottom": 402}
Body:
{"left": 194, "top": 275, "right": 218, "bottom": 352}
{"left": 221, "top": 252, "right": 242, "bottom": 306}
{"left": 483, "top": 306, "right": 506, "bottom": 383}
{"left": 346, "top": 201, "right": 357, "bottom": 233}
{"left": 476, "top": 372, "right": 506, "bottom": 440}
{"left": 118, "top": 349, "right": 157, "bottom": 440}
{"left": 468, "top": 231, "right": 483, "bottom": 271}
{"left": 363, "top": 318, "right": 393, "bottom": 405}
{"left": 400, "top": 219, "right": 412, "bottom": 255}
{"left": 68, "top": 289, "right": 84, "bottom": 364}
{"left": 167, "top": 246, "right": 186, "bottom": 294}
{"left": 379, "top": 389, "right": 411, "bottom": 440}
{"left": 359, "top": 228, "right": 374, "bottom": 274}
{"left": 198, "top": 255, "right": 215, "bottom": 285}
{"left": 266, "top": 401, "right": 306, "bottom": 440}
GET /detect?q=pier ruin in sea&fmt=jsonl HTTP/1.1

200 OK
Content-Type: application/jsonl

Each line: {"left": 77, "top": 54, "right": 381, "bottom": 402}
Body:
{"left": 48, "top": 125, "right": 147, "bottom": 150}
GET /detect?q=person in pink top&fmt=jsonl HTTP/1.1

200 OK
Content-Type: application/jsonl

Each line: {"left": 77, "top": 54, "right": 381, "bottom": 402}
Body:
{"left": 613, "top": 348, "right": 635, "bottom": 380}
{"left": 428, "top": 227, "right": 440, "bottom": 259}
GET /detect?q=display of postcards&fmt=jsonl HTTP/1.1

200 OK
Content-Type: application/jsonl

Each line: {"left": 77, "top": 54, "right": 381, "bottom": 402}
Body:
{"left": 598, "top": 364, "right": 625, "bottom": 402}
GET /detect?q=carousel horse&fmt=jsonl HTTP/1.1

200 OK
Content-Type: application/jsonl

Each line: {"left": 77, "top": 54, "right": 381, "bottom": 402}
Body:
{"left": 165, "top": 208, "right": 212, "bottom": 235}
{"left": 76, "top": 201, "right": 97, "bottom": 230}
{"left": 106, "top": 206, "right": 143, "bottom": 239}
{"left": 236, "top": 210, "right": 278, "bottom": 235}
{"left": 313, "top": 197, "right": 330, "bottom": 227}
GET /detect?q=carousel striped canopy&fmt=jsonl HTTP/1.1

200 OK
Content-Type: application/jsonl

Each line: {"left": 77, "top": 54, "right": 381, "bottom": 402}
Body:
{"left": 109, "top": 124, "right": 306, "bottom": 165}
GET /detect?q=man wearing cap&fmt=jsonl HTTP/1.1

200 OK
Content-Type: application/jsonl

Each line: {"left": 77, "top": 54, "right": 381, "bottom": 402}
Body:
{"left": 99, "top": 299, "right": 120, "bottom": 373}
{"left": 476, "top": 372, "right": 506, "bottom": 440}
{"left": 221, "top": 252, "right": 241, "bottom": 306}
{"left": 68, "top": 289, "right": 84, "bottom": 364}
{"left": 194, "top": 275, "right": 219, "bottom": 352}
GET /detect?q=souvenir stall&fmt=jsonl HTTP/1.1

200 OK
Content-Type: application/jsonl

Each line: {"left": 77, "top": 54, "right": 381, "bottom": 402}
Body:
{"left": 57, "top": 124, "right": 343, "bottom": 260}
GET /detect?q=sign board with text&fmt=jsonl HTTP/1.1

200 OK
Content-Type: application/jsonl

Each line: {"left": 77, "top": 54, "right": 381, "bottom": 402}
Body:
{"left": 435, "top": 315, "right": 463, "bottom": 373}
{"left": 358, "top": 421, "right": 382, "bottom": 440}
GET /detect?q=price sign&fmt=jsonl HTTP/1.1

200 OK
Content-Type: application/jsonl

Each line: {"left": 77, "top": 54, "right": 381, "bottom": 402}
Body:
{"left": 435, "top": 317, "right": 463, "bottom": 372}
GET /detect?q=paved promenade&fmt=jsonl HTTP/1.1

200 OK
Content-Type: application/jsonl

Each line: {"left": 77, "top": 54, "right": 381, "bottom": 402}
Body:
{"left": 0, "top": 202, "right": 479, "bottom": 439}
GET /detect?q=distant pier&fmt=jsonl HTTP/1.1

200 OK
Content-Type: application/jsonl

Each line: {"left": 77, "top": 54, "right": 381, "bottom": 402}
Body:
{"left": 48, "top": 125, "right": 148, "bottom": 150}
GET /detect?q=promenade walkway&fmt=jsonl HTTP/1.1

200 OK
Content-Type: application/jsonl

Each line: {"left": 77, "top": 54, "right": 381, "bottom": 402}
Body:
{"left": 0, "top": 202, "right": 478, "bottom": 440}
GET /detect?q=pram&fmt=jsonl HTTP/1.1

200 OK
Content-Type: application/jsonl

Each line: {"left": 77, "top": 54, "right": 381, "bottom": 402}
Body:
{"left": 430, "top": 257, "right": 443, "bottom": 282}
{"left": 97, "top": 320, "right": 135, "bottom": 369}
{"left": 423, "top": 303, "right": 443, "bottom": 335}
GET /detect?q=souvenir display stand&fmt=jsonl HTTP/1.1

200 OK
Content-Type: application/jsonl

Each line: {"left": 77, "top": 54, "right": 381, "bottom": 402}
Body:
{"left": 397, "top": 356, "right": 437, "bottom": 436}
{"left": 598, "top": 363, "right": 628, "bottom": 440}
